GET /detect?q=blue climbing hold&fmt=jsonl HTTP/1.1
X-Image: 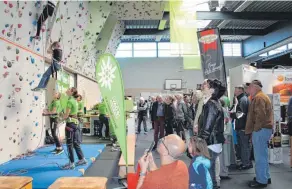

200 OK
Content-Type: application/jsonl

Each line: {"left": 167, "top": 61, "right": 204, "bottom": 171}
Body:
{"left": 33, "top": 134, "right": 36, "bottom": 137}
{"left": 5, "top": 24, "right": 9, "bottom": 28}
{"left": 29, "top": 36, "right": 33, "bottom": 42}
{"left": 37, "top": 48, "right": 40, "bottom": 51}
{"left": 29, "top": 81, "right": 34, "bottom": 86}
{"left": 30, "top": 57, "right": 35, "bottom": 64}
{"left": 73, "top": 28, "right": 75, "bottom": 32}
{"left": 32, "top": 20, "right": 37, "bottom": 26}
{"left": 37, "top": 74, "right": 41, "bottom": 78}
{"left": 30, "top": 110, "right": 33, "bottom": 113}
{"left": 34, "top": 96, "right": 39, "bottom": 101}
{"left": 35, "top": 122, "right": 38, "bottom": 126}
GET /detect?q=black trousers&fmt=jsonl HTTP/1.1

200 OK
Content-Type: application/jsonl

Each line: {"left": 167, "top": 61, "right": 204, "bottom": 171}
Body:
{"left": 165, "top": 119, "right": 174, "bottom": 136}
{"left": 50, "top": 117, "right": 61, "bottom": 148}
{"left": 36, "top": 4, "right": 55, "bottom": 36}
{"left": 66, "top": 122, "right": 84, "bottom": 163}
{"left": 137, "top": 115, "right": 147, "bottom": 133}
{"left": 175, "top": 119, "right": 185, "bottom": 140}
{"left": 99, "top": 114, "right": 109, "bottom": 138}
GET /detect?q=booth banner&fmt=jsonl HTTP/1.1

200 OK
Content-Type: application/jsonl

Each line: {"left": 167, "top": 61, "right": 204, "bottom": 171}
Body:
{"left": 197, "top": 28, "right": 227, "bottom": 86}
{"left": 96, "top": 54, "right": 127, "bottom": 165}
{"left": 273, "top": 73, "right": 292, "bottom": 104}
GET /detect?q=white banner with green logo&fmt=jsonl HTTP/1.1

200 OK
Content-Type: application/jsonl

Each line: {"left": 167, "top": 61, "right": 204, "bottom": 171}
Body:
{"left": 96, "top": 54, "right": 127, "bottom": 165}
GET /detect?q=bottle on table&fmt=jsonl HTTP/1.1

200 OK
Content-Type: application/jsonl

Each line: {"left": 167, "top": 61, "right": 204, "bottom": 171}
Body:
{"left": 273, "top": 121, "right": 282, "bottom": 148}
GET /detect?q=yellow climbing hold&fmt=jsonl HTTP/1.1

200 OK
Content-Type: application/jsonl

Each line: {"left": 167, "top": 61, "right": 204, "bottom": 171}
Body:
{"left": 78, "top": 169, "right": 85, "bottom": 175}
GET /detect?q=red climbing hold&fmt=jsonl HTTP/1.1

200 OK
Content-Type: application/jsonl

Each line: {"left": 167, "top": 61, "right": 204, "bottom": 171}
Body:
{"left": 4, "top": 1, "right": 7, "bottom": 4}
{"left": 18, "top": 24, "right": 22, "bottom": 28}
{"left": 3, "top": 65, "right": 7, "bottom": 69}
{"left": 16, "top": 56, "right": 19, "bottom": 61}
{"left": 2, "top": 30, "right": 5, "bottom": 35}
{"left": 9, "top": 3, "right": 13, "bottom": 8}
{"left": 0, "top": 94, "right": 2, "bottom": 99}
{"left": 15, "top": 88, "right": 21, "bottom": 92}
{"left": 12, "top": 84, "right": 15, "bottom": 87}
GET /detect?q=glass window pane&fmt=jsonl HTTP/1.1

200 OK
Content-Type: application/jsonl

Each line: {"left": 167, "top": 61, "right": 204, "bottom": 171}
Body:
{"left": 116, "top": 50, "right": 132, "bottom": 58}
{"left": 134, "top": 50, "right": 156, "bottom": 57}
{"left": 134, "top": 43, "right": 156, "bottom": 50}
{"left": 259, "top": 53, "right": 268, "bottom": 57}
{"left": 223, "top": 43, "right": 232, "bottom": 56}
{"left": 288, "top": 43, "right": 292, "bottom": 49}
{"left": 158, "top": 43, "right": 171, "bottom": 50}
{"left": 117, "top": 43, "right": 132, "bottom": 50}
{"left": 158, "top": 50, "right": 180, "bottom": 57}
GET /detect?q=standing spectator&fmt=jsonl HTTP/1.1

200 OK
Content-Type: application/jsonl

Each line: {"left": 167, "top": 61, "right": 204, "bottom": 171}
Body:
{"left": 188, "top": 136, "right": 213, "bottom": 189}
{"left": 137, "top": 97, "right": 148, "bottom": 135}
{"left": 245, "top": 80, "right": 273, "bottom": 188}
{"left": 151, "top": 95, "right": 166, "bottom": 150}
{"left": 287, "top": 96, "right": 292, "bottom": 165}
{"left": 149, "top": 96, "right": 156, "bottom": 130}
{"left": 137, "top": 134, "right": 189, "bottom": 189}
{"left": 184, "top": 95, "right": 195, "bottom": 144}
{"left": 198, "top": 79, "right": 225, "bottom": 189}
{"left": 174, "top": 94, "right": 188, "bottom": 140}
{"left": 193, "top": 90, "right": 204, "bottom": 134}
{"left": 165, "top": 95, "right": 175, "bottom": 136}
{"left": 231, "top": 85, "right": 252, "bottom": 170}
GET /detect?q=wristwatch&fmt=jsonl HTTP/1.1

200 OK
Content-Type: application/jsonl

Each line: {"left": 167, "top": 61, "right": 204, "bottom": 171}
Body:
{"left": 139, "top": 172, "right": 146, "bottom": 177}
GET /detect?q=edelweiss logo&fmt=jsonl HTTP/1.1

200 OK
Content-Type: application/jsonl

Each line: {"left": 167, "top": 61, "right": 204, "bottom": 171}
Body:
{"left": 277, "top": 74, "right": 292, "bottom": 82}
{"left": 199, "top": 34, "right": 218, "bottom": 44}
{"left": 109, "top": 97, "right": 120, "bottom": 119}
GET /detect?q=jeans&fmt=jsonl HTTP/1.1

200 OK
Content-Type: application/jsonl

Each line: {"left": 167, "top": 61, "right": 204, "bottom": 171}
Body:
{"left": 209, "top": 149, "right": 220, "bottom": 188}
{"left": 137, "top": 115, "right": 147, "bottom": 133}
{"left": 252, "top": 128, "right": 272, "bottom": 184}
{"left": 237, "top": 130, "right": 251, "bottom": 166}
{"left": 50, "top": 117, "right": 61, "bottom": 148}
{"left": 37, "top": 60, "right": 60, "bottom": 89}
{"left": 66, "top": 122, "right": 84, "bottom": 163}
{"left": 99, "top": 114, "right": 109, "bottom": 137}
{"left": 154, "top": 117, "right": 165, "bottom": 147}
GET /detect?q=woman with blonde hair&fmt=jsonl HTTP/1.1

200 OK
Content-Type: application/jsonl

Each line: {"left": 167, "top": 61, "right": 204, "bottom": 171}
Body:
{"left": 188, "top": 136, "right": 213, "bottom": 189}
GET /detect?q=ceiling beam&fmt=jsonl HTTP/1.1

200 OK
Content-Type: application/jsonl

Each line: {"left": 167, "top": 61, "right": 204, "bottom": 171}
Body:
{"left": 124, "top": 28, "right": 266, "bottom": 36}
{"left": 163, "top": 11, "right": 292, "bottom": 21}
{"left": 197, "top": 11, "right": 292, "bottom": 21}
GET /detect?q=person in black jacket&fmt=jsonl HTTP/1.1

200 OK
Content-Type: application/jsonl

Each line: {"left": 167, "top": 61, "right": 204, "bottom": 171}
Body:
{"left": 151, "top": 95, "right": 166, "bottom": 150}
{"left": 198, "top": 79, "right": 226, "bottom": 189}
{"left": 136, "top": 97, "right": 148, "bottom": 134}
{"left": 230, "top": 85, "right": 252, "bottom": 170}
{"left": 164, "top": 95, "right": 175, "bottom": 136}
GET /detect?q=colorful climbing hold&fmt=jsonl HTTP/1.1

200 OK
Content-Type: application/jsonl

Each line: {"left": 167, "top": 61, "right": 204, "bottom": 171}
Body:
{"left": 0, "top": 94, "right": 2, "bottom": 99}
{"left": 37, "top": 74, "right": 41, "bottom": 78}
{"left": 1, "top": 30, "right": 5, "bottom": 35}
{"left": 35, "top": 122, "right": 38, "bottom": 126}
{"left": 7, "top": 61, "right": 12, "bottom": 67}
{"left": 32, "top": 20, "right": 37, "bottom": 26}
{"left": 5, "top": 24, "right": 9, "bottom": 28}
{"left": 4, "top": 116, "right": 7, "bottom": 120}
{"left": 34, "top": 96, "right": 39, "bottom": 101}
{"left": 8, "top": 3, "right": 13, "bottom": 8}
{"left": 15, "top": 88, "right": 21, "bottom": 92}
{"left": 16, "top": 56, "right": 19, "bottom": 61}
{"left": 29, "top": 11, "right": 32, "bottom": 16}
{"left": 17, "top": 24, "right": 22, "bottom": 28}
{"left": 30, "top": 57, "right": 35, "bottom": 64}
{"left": 16, "top": 48, "right": 19, "bottom": 54}
{"left": 4, "top": 1, "right": 7, "bottom": 4}
{"left": 29, "top": 81, "right": 34, "bottom": 86}
{"left": 30, "top": 110, "right": 32, "bottom": 113}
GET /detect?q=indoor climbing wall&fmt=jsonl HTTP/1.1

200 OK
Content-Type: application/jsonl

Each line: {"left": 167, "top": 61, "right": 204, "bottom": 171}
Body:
{"left": 0, "top": 40, "right": 45, "bottom": 164}
{"left": 111, "top": 1, "right": 165, "bottom": 20}
{"left": 49, "top": 1, "right": 112, "bottom": 80}
{"left": 105, "top": 20, "right": 126, "bottom": 56}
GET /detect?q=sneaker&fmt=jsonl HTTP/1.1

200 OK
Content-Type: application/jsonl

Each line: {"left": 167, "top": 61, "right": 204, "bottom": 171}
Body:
{"left": 253, "top": 177, "right": 271, "bottom": 184}
{"left": 55, "top": 149, "right": 64, "bottom": 155}
{"left": 75, "top": 159, "right": 87, "bottom": 166}
{"left": 51, "top": 148, "right": 58, "bottom": 153}
{"left": 61, "top": 163, "right": 75, "bottom": 170}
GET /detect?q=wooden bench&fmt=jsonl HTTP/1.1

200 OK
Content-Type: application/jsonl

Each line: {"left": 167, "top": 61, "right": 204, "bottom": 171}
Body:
{"left": 0, "top": 176, "right": 33, "bottom": 189}
{"left": 118, "top": 113, "right": 136, "bottom": 178}
{"left": 48, "top": 177, "right": 107, "bottom": 189}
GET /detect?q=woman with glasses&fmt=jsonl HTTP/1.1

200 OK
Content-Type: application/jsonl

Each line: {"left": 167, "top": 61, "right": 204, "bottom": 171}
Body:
{"left": 188, "top": 136, "right": 213, "bottom": 189}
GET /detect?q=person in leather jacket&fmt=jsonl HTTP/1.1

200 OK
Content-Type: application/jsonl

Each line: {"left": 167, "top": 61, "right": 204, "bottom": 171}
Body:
{"left": 164, "top": 95, "right": 176, "bottom": 136}
{"left": 198, "top": 79, "right": 226, "bottom": 189}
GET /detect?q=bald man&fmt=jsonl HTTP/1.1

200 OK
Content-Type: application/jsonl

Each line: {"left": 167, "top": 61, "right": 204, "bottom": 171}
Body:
{"left": 137, "top": 134, "right": 189, "bottom": 189}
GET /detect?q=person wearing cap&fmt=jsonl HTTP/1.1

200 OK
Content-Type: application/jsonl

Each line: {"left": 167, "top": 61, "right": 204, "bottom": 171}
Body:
{"left": 245, "top": 80, "right": 273, "bottom": 188}
{"left": 230, "top": 85, "right": 252, "bottom": 170}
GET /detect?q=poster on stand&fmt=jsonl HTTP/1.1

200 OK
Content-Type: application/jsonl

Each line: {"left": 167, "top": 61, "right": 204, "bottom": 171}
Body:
{"left": 197, "top": 28, "right": 227, "bottom": 87}
{"left": 272, "top": 73, "right": 292, "bottom": 104}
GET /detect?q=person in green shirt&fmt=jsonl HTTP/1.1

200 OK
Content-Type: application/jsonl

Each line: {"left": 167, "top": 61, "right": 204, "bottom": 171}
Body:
{"left": 98, "top": 99, "right": 110, "bottom": 139}
{"left": 62, "top": 87, "right": 86, "bottom": 170}
{"left": 76, "top": 95, "right": 84, "bottom": 141}
{"left": 43, "top": 92, "right": 64, "bottom": 155}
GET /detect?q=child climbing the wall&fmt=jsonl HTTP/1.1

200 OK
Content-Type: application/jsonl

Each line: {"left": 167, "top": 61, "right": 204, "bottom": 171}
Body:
{"left": 32, "top": 41, "right": 62, "bottom": 91}
{"left": 43, "top": 92, "right": 64, "bottom": 155}
{"left": 31, "top": 1, "right": 57, "bottom": 40}
{"left": 62, "top": 87, "right": 87, "bottom": 170}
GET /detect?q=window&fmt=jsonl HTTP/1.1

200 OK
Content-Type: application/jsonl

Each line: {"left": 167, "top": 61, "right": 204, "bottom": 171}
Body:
{"left": 158, "top": 43, "right": 180, "bottom": 57}
{"left": 223, "top": 43, "right": 242, "bottom": 57}
{"left": 115, "top": 43, "right": 133, "bottom": 58}
{"left": 288, "top": 43, "right": 292, "bottom": 50}
{"left": 133, "top": 42, "right": 157, "bottom": 57}
{"left": 259, "top": 53, "right": 268, "bottom": 57}
{"left": 268, "top": 45, "right": 287, "bottom": 56}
